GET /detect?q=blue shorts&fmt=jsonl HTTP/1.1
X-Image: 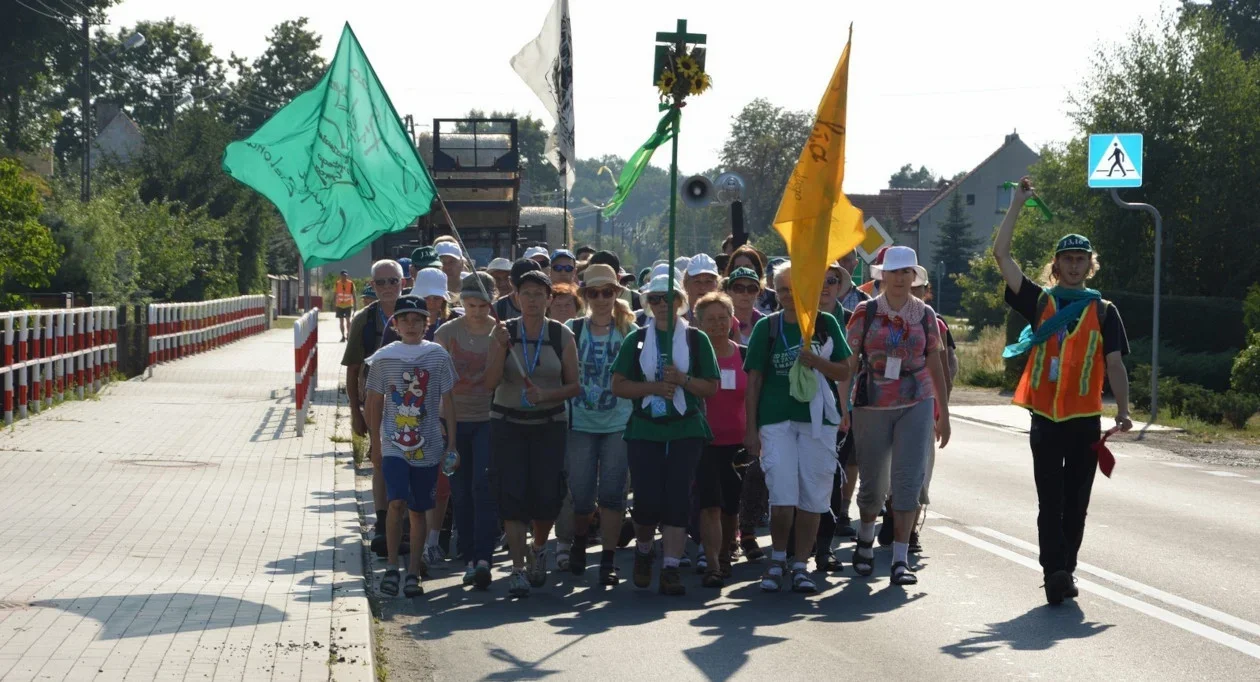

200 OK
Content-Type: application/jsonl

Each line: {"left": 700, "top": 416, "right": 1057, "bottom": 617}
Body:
{"left": 383, "top": 457, "right": 440, "bottom": 513}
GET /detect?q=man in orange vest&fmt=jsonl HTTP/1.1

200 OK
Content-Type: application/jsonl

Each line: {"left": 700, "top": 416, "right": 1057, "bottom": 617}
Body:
{"left": 334, "top": 270, "right": 357, "bottom": 342}
{"left": 994, "top": 177, "right": 1132, "bottom": 606}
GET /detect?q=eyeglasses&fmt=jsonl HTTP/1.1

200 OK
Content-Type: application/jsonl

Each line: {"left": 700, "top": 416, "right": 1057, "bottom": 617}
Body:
{"left": 584, "top": 287, "right": 618, "bottom": 299}
{"left": 373, "top": 277, "right": 400, "bottom": 286}
{"left": 825, "top": 276, "right": 841, "bottom": 286}
{"left": 729, "top": 283, "right": 760, "bottom": 295}
{"left": 552, "top": 264, "right": 575, "bottom": 273}
{"left": 646, "top": 294, "right": 670, "bottom": 306}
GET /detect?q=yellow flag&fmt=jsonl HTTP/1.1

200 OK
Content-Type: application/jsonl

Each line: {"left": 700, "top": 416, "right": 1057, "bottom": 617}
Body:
{"left": 772, "top": 26, "right": 864, "bottom": 343}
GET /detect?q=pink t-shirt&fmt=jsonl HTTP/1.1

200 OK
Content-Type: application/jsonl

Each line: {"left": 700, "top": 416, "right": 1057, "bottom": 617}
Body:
{"left": 705, "top": 348, "right": 748, "bottom": 446}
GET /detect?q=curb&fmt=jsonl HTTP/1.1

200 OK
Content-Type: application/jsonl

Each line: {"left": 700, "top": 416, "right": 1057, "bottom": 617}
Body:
{"left": 330, "top": 446, "right": 374, "bottom": 681}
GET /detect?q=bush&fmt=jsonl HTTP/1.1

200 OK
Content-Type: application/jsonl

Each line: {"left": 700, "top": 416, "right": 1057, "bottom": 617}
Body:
{"left": 953, "top": 251, "right": 1008, "bottom": 336}
{"left": 1124, "top": 339, "right": 1236, "bottom": 392}
{"left": 1221, "top": 391, "right": 1260, "bottom": 429}
{"left": 1106, "top": 291, "right": 1245, "bottom": 354}
{"left": 1182, "top": 388, "right": 1224, "bottom": 425}
{"left": 956, "top": 325, "right": 1008, "bottom": 388}
{"left": 1232, "top": 333, "right": 1260, "bottom": 395}
{"left": 1244, "top": 283, "right": 1260, "bottom": 334}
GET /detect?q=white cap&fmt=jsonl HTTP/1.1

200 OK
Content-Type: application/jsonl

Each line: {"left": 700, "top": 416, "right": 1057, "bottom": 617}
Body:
{"left": 413, "top": 268, "right": 448, "bottom": 299}
{"left": 674, "top": 256, "right": 692, "bottom": 273}
{"left": 487, "top": 257, "right": 512, "bottom": 272}
{"left": 686, "top": 253, "right": 719, "bottom": 277}
{"left": 435, "top": 242, "right": 462, "bottom": 260}
{"left": 523, "top": 246, "right": 550, "bottom": 262}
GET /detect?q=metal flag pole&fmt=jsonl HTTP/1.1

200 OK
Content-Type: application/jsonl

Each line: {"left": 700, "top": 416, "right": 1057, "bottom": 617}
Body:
{"left": 560, "top": 154, "right": 569, "bottom": 247}
{"left": 1109, "top": 188, "right": 1162, "bottom": 437}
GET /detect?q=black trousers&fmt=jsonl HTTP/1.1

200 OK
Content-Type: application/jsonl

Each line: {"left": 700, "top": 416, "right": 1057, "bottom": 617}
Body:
{"left": 1030, "top": 414, "right": 1101, "bottom": 577}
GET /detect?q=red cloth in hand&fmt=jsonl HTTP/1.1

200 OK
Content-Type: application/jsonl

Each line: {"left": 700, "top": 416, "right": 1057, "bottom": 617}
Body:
{"left": 1092, "top": 427, "right": 1120, "bottom": 478}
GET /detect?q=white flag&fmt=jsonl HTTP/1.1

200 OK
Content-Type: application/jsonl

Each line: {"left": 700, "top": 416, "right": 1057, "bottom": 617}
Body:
{"left": 510, "top": 0, "right": 576, "bottom": 190}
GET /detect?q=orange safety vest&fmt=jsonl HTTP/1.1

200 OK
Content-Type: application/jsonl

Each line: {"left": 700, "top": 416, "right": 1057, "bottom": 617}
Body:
{"left": 335, "top": 279, "right": 355, "bottom": 307}
{"left": 1013, "top": 293, "right": 1107, "bottom": 421}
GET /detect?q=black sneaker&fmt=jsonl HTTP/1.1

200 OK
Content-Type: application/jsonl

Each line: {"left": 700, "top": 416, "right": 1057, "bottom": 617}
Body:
{"left": 877, "top": 507, "right": 894, "bottom": 547}
{"left": 633, "top": 547, "right": 654, "bottom": 588}
{"left": 1044, "top": 570, "right": 1072, "bottom": 605}
{"left": 1065, "top": 575, "right": 1079, "bottom": 600}
{"left": 908, "top": 531, "right": 922, "bottom": 554}
{"left": 834, "top": 513, "right": 857, "bottom": 538}
{"left": 570, "top": 535, "right": 588, "bottom": 576}
{"left": 659, "top": 566, "right": 685, "bottom": 596}
{"left": 474, "top": 564, "right": 492, "bottom": 590}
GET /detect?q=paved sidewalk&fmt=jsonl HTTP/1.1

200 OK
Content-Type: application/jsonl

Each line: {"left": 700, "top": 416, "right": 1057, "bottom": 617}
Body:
{"left": 952, "top": 404, "right": 1177, "bottom": 433}
{"left": 0, "top": 315, "right": 371, "bottom": 682}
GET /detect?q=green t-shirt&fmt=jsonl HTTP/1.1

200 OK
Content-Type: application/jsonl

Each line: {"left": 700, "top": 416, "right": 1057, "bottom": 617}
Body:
{"left": 744, "top": 311, "right": 852, "bottom": 427}
{"left": 610, "top": 325, "right": 720, "bottom": 443}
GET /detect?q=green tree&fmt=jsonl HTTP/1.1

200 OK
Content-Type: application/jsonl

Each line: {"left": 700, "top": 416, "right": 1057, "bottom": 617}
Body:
{"left": 226, "top": 18, "right": 326, "bottom": 133}
{"left": 931, "top": 191, "right": 982, "bottom": 313}
{"left": 719, "top": 98, "right": 813, "bottom": 240}
{"left": 953, "top": 251, "right": 1007, "bottom": 335}
{"left": 888, "top": 163, "right": 938, "bottom": 189}
{"left": 0, "top": 158, "right": 61, "bottom": 308}
{"left": 1181, "top": 0, "right": 1260, "bottom": 59}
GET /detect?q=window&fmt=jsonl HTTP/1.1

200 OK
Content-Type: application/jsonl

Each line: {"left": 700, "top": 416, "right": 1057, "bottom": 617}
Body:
{"left": 996, "top": 184, "right": 1013, "bottom": 213}
{"left": 966, "top": 193, "right": 975, "bottom": 206}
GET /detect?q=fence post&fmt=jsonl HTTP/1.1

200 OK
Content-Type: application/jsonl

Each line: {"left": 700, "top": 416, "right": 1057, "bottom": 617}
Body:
{"left": 3, "top": 314, "right": 14, "bottom": 425}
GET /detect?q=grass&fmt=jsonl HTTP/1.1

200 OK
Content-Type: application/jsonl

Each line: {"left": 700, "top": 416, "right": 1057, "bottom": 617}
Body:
{"left": 273, "top": 316, "right": 298, "bottom": 330}
{"left": 941, "top": 315, "right": 971, "bottom": 338}
{"left": 352, "top": 434, "right": 367, "bottom": 467}
{"left": 1102, "top": 404, "right": 1260, "bottom": 443}
{"left": 374, "top": 619, "right": 388, "bottom": 682}
{"left": 330, "top": 433, "right": 352, "bottom": 444}
{"left": 955, "top": 325, "right": 1007, "bottom": 388}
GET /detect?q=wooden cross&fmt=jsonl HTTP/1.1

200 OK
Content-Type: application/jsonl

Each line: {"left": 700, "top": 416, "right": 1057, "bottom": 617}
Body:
{"left": 653, "top": 19, "right": 706, "bottom": 85}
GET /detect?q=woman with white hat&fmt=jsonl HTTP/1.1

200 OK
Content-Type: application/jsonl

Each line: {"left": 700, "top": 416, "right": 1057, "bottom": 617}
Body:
{"left": 611, "top": 274, "right": 720, "bottom": 596}
{"left": 845, "top": 245, "right": 951, "bottom": 586}
{"left": 564, "top": 264, "right": 637, "bottom": 585}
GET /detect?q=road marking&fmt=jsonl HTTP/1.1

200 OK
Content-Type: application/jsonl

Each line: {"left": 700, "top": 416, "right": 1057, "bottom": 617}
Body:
{"left": 1249, "top": 480, "right": 1260, "bottom": 485}
{"left": 1157, "top": 462, "right": 1203, "bottom": 469}
{"left": 924, "top": 511, "right": 952, "bottom": 521}
{"left": 965, "top": 525, "right": 1260, "bottom": 640}
{"left": 1203, "top": 471, "right": 1246, "bottom": 478}
{"left": 932, "top": 526, "right": 1260, "bottom": 660}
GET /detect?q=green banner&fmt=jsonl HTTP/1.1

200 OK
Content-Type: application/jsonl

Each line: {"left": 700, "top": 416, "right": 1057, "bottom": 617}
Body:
{"left": 222, "top": 23, "right": 437, "bottom": 268}
{"left": 601, "top": 108, "right": 679, "bottom": 218}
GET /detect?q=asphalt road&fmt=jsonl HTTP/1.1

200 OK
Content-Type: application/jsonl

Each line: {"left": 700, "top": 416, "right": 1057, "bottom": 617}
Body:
{"left": 369, "top": 417, "right": 1260, "bottom": 681}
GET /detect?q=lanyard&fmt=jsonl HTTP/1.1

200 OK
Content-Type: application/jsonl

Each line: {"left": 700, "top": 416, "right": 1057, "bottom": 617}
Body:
{"left": 522, "top": 322, "right": 545, "bottom": 377}
{"left": 887, "top": 317, "right": 905, "bottom": 350}
{"left": 778, "top": 316, "right": 802, "bottom": 363}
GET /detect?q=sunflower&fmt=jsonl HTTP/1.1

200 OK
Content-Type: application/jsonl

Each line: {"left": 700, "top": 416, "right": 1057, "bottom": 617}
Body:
{"left": 656, "top": 69, "right": 677, "bottom": 95}
{"left": 689, "top": 72, "right": 712, "bottom": 95}
{"left": 675, "top": 53, "right": 699, "bottom": 78}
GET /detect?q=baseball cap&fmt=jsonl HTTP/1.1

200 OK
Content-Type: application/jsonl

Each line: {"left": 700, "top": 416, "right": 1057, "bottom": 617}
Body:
{"left": 523, "top": 246, "right": 550, "bottom": 264}
{"left": 687, "top": 253, "right": 719, "bottom": 277}
{"left": 410, "top": 246, "right": 440, "bottom": 270}
{"left": 551, "top": 248, "right": 576, "bottom": 262}
{"left": 487, "top": 257, "right": 512, "bottom": 272}
{"left": 510, "top": 257, "right": 543, "bottom": 288}
{"left": 1056, "top": 234, "right": 1093, "bottom": 254}
{"left": 727, "top": 267, "right": 760, "bottom": 284}
{"left": 412, "top": 268, "right": 448, "bottom": 299}
{"left": 517, "top": 270, "right": 553, "bottom": 292}
{"left": 391, "top": 295, "right": 428, "bottom": 317}
{"left": 435, "top": 242, "right": 462, "bottom": 260}
{"left": 339, "top": 270, "right": 349, "bottom": 276}
{"left": 361, "top": 285, "right": 376, "bottom": 300}
{"left": 460, "top": 272, "right": 497, "bottom": 303}
{"left": 397, "top": 257, "right": 412, "bottom": 274}
{"left": 588, "top": 250, "right": 621, "bottom": 272}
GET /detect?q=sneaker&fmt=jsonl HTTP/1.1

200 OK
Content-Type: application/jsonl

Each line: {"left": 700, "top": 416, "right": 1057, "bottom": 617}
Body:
{"left": 1065, "top": 575, "right": 1080, "bottom": 600}
{"left": 740, "top": 536, "right": 765, "bottom": 562}
{"left": 526, "top": 545, "right": 548, "bottom": 588}
{"left": 462, "top": 565, "right": 477, "bottom": 586}
{"left": 570, "top": 536, "right": 588, "bottom": 576}
{"left": 908, "top": 531, "right": 923, "bottom": 554}
{"left": 834, "top": 513, "right": 857, "bottom": 538}
{"left": 423, "top": 543, "right": 445, "bottom": 567}
{"left": 659, "top": 566, "right": 685, "bottom": 596}
{"left": 474, "top": 563, "right": 492, "bottom": 590}
{"left": 508, "top": 569, "right": 530, "bottom": 598}
{"left": 632, "top": 547, "right": 655, "bottom": 588}
{"left": 877, "top": 507, "right": 894, "bottom": 547}
{"left": 1044, "top": 570, "right": 1072, "bottom": 605}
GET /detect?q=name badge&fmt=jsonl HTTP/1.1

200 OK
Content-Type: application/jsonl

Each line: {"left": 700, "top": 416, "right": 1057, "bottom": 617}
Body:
{"left": 884, "top": 356, "right": 902, "bottom": 380}
{"left": 720, "top": 368, "right": 737, "bottom": 390}
{"left": 1049, "top": 358, "right": 1060, "bottom": 382}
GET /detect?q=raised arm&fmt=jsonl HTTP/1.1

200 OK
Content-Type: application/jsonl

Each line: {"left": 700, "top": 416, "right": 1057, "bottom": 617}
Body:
{"left": 994, "top": 176, "right": 1036, "bottom": 295}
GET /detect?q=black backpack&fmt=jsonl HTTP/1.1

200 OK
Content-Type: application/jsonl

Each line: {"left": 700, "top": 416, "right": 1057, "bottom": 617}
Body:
{"left": 504, "top": 317, "right": 566, "bottom": 360}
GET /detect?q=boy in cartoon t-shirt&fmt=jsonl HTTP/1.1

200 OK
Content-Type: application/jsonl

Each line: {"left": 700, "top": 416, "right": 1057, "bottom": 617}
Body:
{"left": 365, "top": 295, "right": 458, "bottom": 598}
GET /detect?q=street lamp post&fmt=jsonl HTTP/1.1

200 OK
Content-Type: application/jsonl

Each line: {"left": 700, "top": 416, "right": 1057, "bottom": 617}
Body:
{"left": 937, "top": 261, "right": 945, "bottom": 310}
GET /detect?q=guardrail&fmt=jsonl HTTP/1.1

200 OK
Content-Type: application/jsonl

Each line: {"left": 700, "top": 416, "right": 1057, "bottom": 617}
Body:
{"left": 147, "top": 295, "right": 267, "bottom": 376}
{"left": 294, "top": 308, "right": 319, "bottom": 436}
{"left": 1, "top": 307, "right": 118, "bottom": 425}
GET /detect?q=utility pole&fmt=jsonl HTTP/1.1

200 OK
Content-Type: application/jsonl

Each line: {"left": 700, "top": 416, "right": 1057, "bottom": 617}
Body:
{"left": 81, "top": 15, "right": 91, "bottom": 203}
{"left": 595, "top": 210, "right": 602, "bottom": 249}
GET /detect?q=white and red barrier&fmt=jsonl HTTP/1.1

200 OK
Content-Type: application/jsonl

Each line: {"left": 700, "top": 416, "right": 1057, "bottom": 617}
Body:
{"left": 294, "top": 308, "right": 319, "bottom": 436}
{"left": 147, "top": 295, "right": 266, "bottom": 375}
{"left": 2, "top": 307, "right": 118, "bottom": 425}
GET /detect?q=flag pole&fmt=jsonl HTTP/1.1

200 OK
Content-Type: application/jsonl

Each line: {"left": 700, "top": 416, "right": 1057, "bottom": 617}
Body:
{"left": 560, "top": 154, "right": 569, "bottom": 247}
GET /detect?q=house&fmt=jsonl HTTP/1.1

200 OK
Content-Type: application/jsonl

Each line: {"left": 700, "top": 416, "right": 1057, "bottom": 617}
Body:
{"left": 850, "top": 187, "right": 943, "bottom": 251}
{"left": 90, "top": 103, "right": 145, "bottom": 169}
{"left": 908, "top": 132, "right": 1040, "bottom": 271}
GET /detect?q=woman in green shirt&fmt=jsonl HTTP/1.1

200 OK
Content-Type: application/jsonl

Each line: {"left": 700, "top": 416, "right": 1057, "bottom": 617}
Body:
{"left": 611, "top": 274, "right": 719, "bottom": 596}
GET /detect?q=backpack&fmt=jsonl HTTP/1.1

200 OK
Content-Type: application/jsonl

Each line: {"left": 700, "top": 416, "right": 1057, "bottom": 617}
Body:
{"left": 504, "top": 318, "right": 566, "bottom": 360}
{"left": 852, "top": 300, "right": 938, "bottom": 406}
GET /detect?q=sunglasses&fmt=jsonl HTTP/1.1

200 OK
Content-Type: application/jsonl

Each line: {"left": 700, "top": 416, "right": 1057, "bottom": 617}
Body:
{"left": 646, "top": 294, "right": 671, "bottom": 306}
{"left": 584, "top": 287, "right": 618, "bottom": 299}
{"left": 552, "top": 264, "right": 575, "bottom": 273}
{"left": 825, "top": 276, "right": 841, "bottom": 286}
{"left": 729, "top": 283, "right": 760, "bottom": 295}
{"left": 373, "top": 277, "right": 400, "bottom": 286}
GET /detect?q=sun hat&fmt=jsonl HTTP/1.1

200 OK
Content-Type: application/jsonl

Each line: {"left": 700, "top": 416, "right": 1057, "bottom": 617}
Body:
{"left": 487, "top": 257, "right": 512, "bottom": 272}
{"left": 580, "top": 264, "right": 619, "bottom": 289}
{"left": 644, "top": 274, "right": 689, "bottom": 316}
{"left": 870, "top": 245, "right": 922, "bottom": 280}
{"left": 460, "top": 272, "right": 497, "bottom": 303}
{"left": 435, "top": 242, "right": 462, "bottom": 260}
{"left": 686, "top": 253, "right": 720, "bottom": 277}
{"left": 649, "top": 263, "right": 685, "bottom": 283}
{"left": 410, "top": 246, "right": 440, "bottom": 270}
{"left": 1056, "top": 234, "right": 1093, "bottom": 254}
{"left": 412, "top": 268, "right": 448, "bottom": 299}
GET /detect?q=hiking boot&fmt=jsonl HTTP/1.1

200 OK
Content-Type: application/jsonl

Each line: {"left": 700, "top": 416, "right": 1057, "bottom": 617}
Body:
{"left": 633, "top": 547, "right": 655, "bottom": 588}
{"left": 659, "top": 566, "right": 685, "bottom": 596}
{"left": 1044, "top": 570, "right": 1072, "bottom": 605}
{"left": 877, "top": 507, "right": 894, "bottom": 547}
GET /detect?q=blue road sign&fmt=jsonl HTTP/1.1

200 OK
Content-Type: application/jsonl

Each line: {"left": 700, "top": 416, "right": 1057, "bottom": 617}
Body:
{"left": 1088, "top": 133, "right": 1143, "bottom": 188}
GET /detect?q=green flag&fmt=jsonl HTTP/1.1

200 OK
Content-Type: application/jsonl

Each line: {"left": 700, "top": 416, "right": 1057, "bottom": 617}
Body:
{"left": 222, "top": 23, "right": 436, "bottom": 268}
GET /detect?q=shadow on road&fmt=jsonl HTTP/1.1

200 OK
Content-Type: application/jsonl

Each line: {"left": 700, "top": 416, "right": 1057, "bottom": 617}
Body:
{"left": 940, "top": 601, "right": 1112, "bottom": 659}
{"left": 29, "top": 592, "right": 286, "bottom": 639}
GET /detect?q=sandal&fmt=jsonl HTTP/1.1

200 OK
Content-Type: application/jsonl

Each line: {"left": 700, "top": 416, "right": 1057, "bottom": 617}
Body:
{"left": 379, "top": 569, "right": 400, "bottom": 597}
{"left": 695, "top": 553, "right": 709, "bottom": 575}
{"left": 815, "top": 551, "right": 845, "bottom": 573}
{"left": 719, "top": 554, "right": 733, "bottom": 579}
{"left": 760, "top": 560, "right": 786, "bottom": 592}
{"left": 791, "top": 567, "right": 817, "bottom": 593}
{"left": 851, "top": 539, "right": 875, "bottom": 577}
{"left": 403, "top": 573, "right": 423, "bottom": 598}
{"left": 702, "top": 569, "right": 724, "bottom": 588}
{"left": 891, "top": 561, "right": 918, "bottom": 586}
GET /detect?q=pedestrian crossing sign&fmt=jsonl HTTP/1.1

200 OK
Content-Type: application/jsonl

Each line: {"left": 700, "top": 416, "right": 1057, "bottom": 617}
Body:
{"left": 1088, "top": 133, "right": 1143, "bottom": 188}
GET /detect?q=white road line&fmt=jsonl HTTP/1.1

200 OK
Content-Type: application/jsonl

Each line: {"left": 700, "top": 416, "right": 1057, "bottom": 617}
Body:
{"left": 1249, "top": 480, "right": 1260, "bottom": 485}
{"left": 965, "top": 525, "right": 1260, "bottom": 640}
{"left": 924, "top": 511, "right": 952, "bottom": 521}
{"left": 932, "top": 526, "right": 1260, "bottom": 661}
{"left": 1157, "top": 462, "right": 1203, "bottom": 469}
{"left": 1203, "top": 471, "right": 1246, "bottom": 478}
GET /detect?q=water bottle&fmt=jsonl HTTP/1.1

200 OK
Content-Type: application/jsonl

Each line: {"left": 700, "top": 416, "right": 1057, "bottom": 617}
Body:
{"left": 441, "top": 450, "right": 460, "bottom": 476}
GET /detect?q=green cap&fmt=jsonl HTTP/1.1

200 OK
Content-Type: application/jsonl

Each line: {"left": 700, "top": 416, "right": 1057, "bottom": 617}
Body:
{"left": 1055, "top": 234, "right": 1093, "bottom": 254}
{"left": 727, "top": 267, "right": 760, "bottom": 284}
{"left": 410, "top": 246, "right": 440, "bottom": 270}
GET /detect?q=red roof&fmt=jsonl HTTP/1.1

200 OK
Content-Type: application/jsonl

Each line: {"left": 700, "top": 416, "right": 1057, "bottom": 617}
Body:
{"left": 849, "top": 192, "right": 904, "bottom": 230}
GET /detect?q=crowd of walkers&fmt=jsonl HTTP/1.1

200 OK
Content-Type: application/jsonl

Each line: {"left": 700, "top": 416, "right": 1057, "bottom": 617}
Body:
{"left": 343, "top": 184, "right": 1130, "bottom": 605}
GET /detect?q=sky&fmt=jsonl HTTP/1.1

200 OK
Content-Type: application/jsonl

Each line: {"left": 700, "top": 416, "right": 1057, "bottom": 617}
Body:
{"left": 100, "top": 0, "right": 1173, "bottom": 194}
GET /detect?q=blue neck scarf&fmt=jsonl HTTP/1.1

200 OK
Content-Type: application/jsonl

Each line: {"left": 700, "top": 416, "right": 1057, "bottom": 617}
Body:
{"left": 1003, "top": 286, "right": 1102, "bottom": 358}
